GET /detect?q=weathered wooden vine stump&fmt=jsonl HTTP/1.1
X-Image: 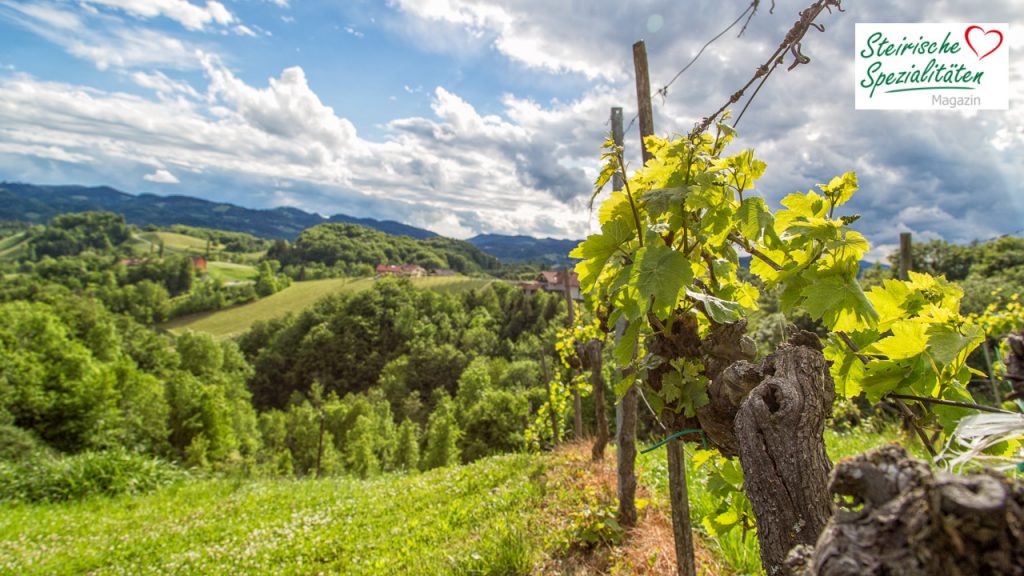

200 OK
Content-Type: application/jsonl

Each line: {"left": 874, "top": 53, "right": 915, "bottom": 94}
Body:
{"left": 732, "top": 339, "right": 835, "bottom": 575}
{"left": 786, "top": 444, "right": 1024, "bottom": 576}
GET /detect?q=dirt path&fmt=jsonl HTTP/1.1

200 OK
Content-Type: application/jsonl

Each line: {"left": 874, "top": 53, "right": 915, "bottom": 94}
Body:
{"left": 533, "top": 441, "right": 729, "bottom": 575}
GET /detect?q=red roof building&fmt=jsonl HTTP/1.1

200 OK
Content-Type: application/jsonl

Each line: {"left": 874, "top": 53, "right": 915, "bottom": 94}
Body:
{"left": 375, "top": 263, "right": 426, "bottom": 277}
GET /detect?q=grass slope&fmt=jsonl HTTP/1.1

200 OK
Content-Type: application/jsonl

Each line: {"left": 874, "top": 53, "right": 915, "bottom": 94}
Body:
{"left": 162, "top": 276, "right": 493, "bottom": 339}
{"left": 0, "top": 455, "right": 543, "bottom": 575}
{"left": 205, "top": 261, "right": 258, "bottom": 283}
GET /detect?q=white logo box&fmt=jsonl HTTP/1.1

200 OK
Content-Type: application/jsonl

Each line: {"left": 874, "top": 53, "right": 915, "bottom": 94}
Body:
{"left": 854, "top": 23, "right": 1009, "bottom": 110}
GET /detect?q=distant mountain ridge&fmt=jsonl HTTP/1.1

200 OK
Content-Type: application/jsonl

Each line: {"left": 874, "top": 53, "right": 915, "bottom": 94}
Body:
{"left": 0, "top": 182, "right": 437, "bottom": 240}
{"left": 465, "top": 234, "right": 580, "bottom": 266}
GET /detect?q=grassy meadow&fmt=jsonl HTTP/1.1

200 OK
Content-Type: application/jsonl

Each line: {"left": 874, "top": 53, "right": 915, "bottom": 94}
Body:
{"left": 0, "top": 455, "right": 544, "bottom": 576}
{"left": 0, "top": 424, "right": 917, "bottom": 576}
{"left": 162, "top": 276, "right": 494, "bottom": 339}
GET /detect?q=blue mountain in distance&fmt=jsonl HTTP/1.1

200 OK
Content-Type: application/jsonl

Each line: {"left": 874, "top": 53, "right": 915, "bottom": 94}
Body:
{"left": 0, "top": 182, "right": 437, "bottom": 240}
{"left": 465, "top": 234, "right": 580, "bottom": 266}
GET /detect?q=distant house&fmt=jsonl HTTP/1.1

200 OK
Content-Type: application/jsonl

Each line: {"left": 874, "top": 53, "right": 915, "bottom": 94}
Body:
{"left": 516, "top": 281, "right": 542, "bottom": 296}
{"left": 432, "top": 268, "right": 456, "bottom": 277}
{"left": 119, "top": 258, "right": 146, "bottom": 267}
{"left": 191, "top": 256, "right": 208, "bottom": 272}
{"left": 375, "top": 263, "right": 426, "bottom": 278}
{"left": 533, "top": 269, "right": 581, "bottom": 300}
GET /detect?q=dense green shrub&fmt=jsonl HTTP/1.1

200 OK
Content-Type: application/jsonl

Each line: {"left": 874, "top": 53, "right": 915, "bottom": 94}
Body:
{"left": 0, "top": 450, "right": 183, "bottom": 502}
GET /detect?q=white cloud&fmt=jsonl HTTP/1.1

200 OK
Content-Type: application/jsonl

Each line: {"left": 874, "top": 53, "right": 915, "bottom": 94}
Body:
{"left": 344, "top": 26, "right": 364, "bottom": 38}
{"left": 130, "top": 70, "right": 201, "bottom": 98}
{"left": 233, "top": 24, "right": 257, "bottom": 37}
{"left": 79, "top": 0, "right": 234, "bottom": 31}
{"left": 1, "top": 2, "right": 199, "bottom": 70}
{"left": 0, "top": 141, "right": 93, "bottom": 163}
{"left": 388, "top": 0, "right": 634, "bottom": 80}
{"left": 144, "top": 168, "right": 180, "bottom": 183}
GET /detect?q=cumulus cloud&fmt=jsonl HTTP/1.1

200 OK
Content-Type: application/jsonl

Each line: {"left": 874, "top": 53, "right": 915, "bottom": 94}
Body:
{"left": 143, "top": 168, "right": 180, "bottom": 183}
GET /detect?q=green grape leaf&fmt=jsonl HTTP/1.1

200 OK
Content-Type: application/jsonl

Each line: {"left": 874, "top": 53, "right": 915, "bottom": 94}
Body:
{"left": 598, "top": 191, "right": 634, "bottom": 226}
{"left": 926, "top": 323, "right": 985, "bottom": 366}
{"left": 800, "top": 274, "right": 879, "bottom": 333}
{"left": 633, "top": 244, "right": 692, "bottom": 316}
{"left": 860, "top": 359, "right": 909, "bottom": 403}
{"left": 659, "top": 367, "right": 709, "bottom": 418}
{"left": 819, "top": 171, "right": 858, "bottom": 207}
{"left": 686, "top": 290, "right": 744, "bottom": 324}
{"left": 571, "top": 219, "right": 634, "bottom": 293}
{"left": 825, "top": 230, "right": 870, "bottom": 264}
{"left": 866, "top": 279, "right": 918, "bottom": 332}
{"left": 825, "top": 337, "right": 867, "bottom": 398}
{"left": 613, "top": 374, "right": 636, "bottom": 400}
{"left": 614, "top": 320, "right": 640, "bottom": 367}
{"left": 643, "top": 187, "right": 688, "bottom": 218}
{"left": 735, "top": 196, "right": 774, "bottom": 242}
{"left": 863, "top": 321, "right": 928, "bottom": 360}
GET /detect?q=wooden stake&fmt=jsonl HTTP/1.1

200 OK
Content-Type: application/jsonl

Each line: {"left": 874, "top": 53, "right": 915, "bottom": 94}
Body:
{"left": 611, "top": 105, "right": 639, "bottom": 526}
{"left": 899, "top": 232, "right": 912, "bottom": 281}
{"left": 633, "top": 40, "right": 695, "bottom": 576}
{"left": 632, "top": 41, "right": 655, "bottom": 164}
{"left": 562, "top": 265, "right": 584, "bottom": 438}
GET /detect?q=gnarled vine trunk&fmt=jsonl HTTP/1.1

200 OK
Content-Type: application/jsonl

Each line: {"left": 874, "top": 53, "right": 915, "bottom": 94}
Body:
{"left": 787, "top": 444, "right": 1024, "bottom": 576}
{"left": 696, "top": 330, "right": 834, "bottom": 576}
{"left": 734, "top": 341, "right": 835, "bottom": 575}
{"left": 1006, "top": 331, "right": 1024, "bottom": 400}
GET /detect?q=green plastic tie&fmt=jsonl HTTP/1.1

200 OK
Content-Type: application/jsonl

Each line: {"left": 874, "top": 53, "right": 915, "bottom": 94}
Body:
{"left": 640, "top": 428, "right": 706, "bottom": 454}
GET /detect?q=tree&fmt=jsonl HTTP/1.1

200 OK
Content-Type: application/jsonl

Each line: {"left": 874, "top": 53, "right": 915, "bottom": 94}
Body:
{"left": 392, "top": 419, "right": 420, "bottom": 472}
{"left": 255, "top": 261, "right": 279, "bottom": 297}
{"left": 345, "top": 414, "right": 379, "bottom": 478}
{"left": 422, "top": 394, "right": 461, "bottom": 470}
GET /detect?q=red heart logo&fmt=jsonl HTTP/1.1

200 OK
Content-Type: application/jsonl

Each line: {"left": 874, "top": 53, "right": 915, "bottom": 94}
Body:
{"left": 965, "top": 25, "right": 1003, "bottom": 60}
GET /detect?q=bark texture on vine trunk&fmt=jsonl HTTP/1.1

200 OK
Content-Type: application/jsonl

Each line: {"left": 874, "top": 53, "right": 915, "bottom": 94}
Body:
{"left": 734, "top": 339, "right": 835, "bottom": 576}
{"left": 787, "top": 444, "right": 1024, "bottom": 576}
{"left": 1006, "top": 331, "right": 1024, "bottom": 400}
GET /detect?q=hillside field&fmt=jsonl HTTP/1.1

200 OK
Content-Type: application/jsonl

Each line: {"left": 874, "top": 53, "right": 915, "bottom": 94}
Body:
{"left": 0, "top": 426, "right": 915, "bottom": 575}
{"left": 162, "top": 276, "right": 494, "bottom": 339}
{"left": 0, "top": 455, "right": 544, "bottom": 576}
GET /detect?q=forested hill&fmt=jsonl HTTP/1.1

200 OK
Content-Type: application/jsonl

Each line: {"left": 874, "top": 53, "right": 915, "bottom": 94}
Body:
{"left": 269, "top": 223, "right": 502, "bottom": 275}
{"left": 0, "top": 182, "right": 436, "bottom": 240}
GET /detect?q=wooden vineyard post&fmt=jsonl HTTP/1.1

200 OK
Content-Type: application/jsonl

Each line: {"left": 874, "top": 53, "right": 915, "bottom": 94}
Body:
{"left": 563, "top": 265, "right": 584, "bottom": 438}
{"left": 899, "top": 232, "right": 912, "bottom": 280}
{"left": 633, "top": 42, "right": 655, "bottom": 165}
{"left": 611, "top": 105, "right": 639, "bottom": 526}
{"left": 633, "top": 39, "right": 696, "bottom": 576}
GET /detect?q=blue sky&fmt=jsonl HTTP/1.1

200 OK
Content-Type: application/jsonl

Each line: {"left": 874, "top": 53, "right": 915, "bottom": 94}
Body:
{"left": 0, "top": 1, "right": 1021, "bottom": 258}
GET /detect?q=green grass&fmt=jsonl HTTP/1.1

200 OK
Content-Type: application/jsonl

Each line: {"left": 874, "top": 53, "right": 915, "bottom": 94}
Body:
{"left": 638, "top": 423, "right": 917, "bottom": 575}
{"left": 0, "top": 454, "right": 543, "bottom": 575}
{"left": 138, "top": 231, "right": 219, "bottom": 253}
{"left": 161, "top": 276, "right": 493, "bottom": 339}
{"left": 205, "top": 261, "right": 258, "bottom": 283}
